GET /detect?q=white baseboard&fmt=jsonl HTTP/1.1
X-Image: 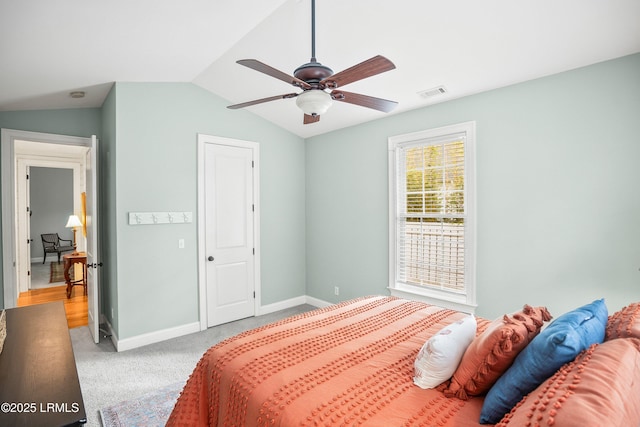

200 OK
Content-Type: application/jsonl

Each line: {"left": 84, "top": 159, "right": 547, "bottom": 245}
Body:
{"left": 258, "top": 295, "right": 333, "bottom": 316}
{"left": 305, "top": 295, "right": 332, "bottom": 308}
{"left": 112, "top": 321, "right": 200, "bottom": 352}
{"left": 103, "top": 295, "right": 334, "bottom": 352}
{"left": 258, "top": 295, "right": 308, "bottom": 315}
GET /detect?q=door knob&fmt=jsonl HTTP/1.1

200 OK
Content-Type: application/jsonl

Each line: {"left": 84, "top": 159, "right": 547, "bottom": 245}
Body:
{"left": 207, "top": 256, "right": 214, "bottom": 261}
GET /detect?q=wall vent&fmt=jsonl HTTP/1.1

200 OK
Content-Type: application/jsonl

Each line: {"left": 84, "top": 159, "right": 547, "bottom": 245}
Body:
{"left": 418, "top": 86, "right": 447, "bottom": 99}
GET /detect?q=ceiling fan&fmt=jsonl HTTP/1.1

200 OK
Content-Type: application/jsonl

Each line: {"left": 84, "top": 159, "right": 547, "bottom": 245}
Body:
{"left": 227, "top": 0, "right": 397, "bottom": 124}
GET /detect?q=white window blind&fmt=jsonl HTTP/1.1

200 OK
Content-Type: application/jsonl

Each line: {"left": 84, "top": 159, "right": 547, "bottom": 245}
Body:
{"left": 388, "top": 122, "right": 476, "bottom": 311}
{"left": 397, "top": 134, "right": 466, "bottom": 292}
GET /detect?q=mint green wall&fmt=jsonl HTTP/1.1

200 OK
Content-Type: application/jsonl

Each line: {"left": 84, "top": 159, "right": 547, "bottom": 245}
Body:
{"left": 0, "top": 86, "right": 306, "bottom": 340}
{"left": 0, "top": 108, "right": 102, "bottom": 308}
{"left": 100, "top": 87, "right": 118, "bottom": 332}
{"left": 111, "top": 83, "right": 305, "bottom": 339}
{"left": 306, "top": 53, "right": 640, "bottom": 319}
{"left": 0, "top": 108, "right": 102, "bottom": 137}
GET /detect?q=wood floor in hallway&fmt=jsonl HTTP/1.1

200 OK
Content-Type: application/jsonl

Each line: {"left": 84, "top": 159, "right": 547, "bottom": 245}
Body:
{"left": 17, "top": 285, "right": 88, "bottom": 328}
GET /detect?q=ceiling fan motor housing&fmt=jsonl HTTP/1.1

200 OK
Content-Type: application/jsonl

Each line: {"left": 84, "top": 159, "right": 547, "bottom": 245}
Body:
{"left": 294, "top": 61, "right": 333, "bottom": 86}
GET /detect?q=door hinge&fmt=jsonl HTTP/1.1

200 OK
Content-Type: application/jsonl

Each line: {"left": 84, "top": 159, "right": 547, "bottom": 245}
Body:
{"left": 252, "top": 204, "right": 254, "bottom": 212}
{"left": 252, "top": 160, "right": 254, "bottom": 168}
{"left": 26, "top": 174, "right": 29, "bottom": 180}
{"left": 253, "top": 291, "right": 256, "bottom": 298}
{"left": 27, "top": 270, "right": 30, "bottom": 276}
{"left": 253, "top": 248, "right": 255, "bottom": 255}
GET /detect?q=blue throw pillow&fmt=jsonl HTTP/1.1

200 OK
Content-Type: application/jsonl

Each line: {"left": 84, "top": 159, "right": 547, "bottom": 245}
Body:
{"left": 479, "top": 299, "right": 608, "bottom": 424}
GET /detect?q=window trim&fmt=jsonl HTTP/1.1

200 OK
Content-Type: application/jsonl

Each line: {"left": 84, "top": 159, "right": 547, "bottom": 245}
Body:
{"left": 388, "top": 121, "right": 477, "bottom": 313}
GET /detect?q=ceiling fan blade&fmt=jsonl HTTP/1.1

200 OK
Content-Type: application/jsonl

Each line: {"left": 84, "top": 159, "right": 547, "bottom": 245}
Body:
{"left": 304, "top": 114, "right": 320, "bottom": 124}
{"left": 321, "top": 55, "right": 395, "bottom": 89}
{"left": 237, "top": 59, "right": 311, "bottom": 89}
{"left": 331, "top": 90, "right": 398, "bottom": 113}
{"left": 227, "top": 93, "right": 298, "bottom": 109}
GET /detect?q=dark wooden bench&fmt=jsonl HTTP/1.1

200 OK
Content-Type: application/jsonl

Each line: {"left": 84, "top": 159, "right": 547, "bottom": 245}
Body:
{"left": 0, "top": 302, "right": 86, "bottom": 426}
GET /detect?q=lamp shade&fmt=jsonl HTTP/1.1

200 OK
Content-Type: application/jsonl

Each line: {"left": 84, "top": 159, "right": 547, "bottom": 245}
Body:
{"left": 65, "top": 215, "right": 82, "bottom": 228}
{"left": 296, "top": 90, "right": 332, "bottom": 116}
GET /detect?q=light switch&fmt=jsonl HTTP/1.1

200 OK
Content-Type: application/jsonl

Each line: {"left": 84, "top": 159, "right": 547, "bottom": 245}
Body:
{"left": 178, "top": 239, "right": 185, "bottom": 249}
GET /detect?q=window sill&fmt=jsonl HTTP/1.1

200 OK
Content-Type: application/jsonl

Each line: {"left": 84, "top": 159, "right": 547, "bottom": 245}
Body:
{"left": 388, "top": 285, "right": 477, "bottom": 314}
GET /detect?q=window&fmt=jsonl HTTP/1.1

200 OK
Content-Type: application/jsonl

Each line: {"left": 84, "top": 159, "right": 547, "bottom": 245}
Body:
{"left": 388, "top": 122, "right": 476, "bottom": 312}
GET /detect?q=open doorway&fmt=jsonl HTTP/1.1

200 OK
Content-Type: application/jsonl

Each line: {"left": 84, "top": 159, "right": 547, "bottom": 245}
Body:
{"left": 29, "top": 166, "right": 75, "bottom": 288}
{"left": 2, "top": 129, "right": 100, "bottom": 341}
{"left": 18, "top": 165, "right": 88, "bottom": 328}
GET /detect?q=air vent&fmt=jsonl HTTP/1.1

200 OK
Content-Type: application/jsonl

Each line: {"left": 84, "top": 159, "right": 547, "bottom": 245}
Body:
{"left": 418, "top": 86, "right": 447, "bottom": 99}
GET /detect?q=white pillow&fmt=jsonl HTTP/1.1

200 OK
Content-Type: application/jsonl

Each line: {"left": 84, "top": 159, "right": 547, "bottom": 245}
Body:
{"left": 413, "top": 315, "right": 477, "bottom": 389}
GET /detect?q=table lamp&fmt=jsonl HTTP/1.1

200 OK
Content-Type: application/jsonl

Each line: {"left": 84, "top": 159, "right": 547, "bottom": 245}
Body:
{"left": 65, "top": 214, "right": 82, "bottom": 255}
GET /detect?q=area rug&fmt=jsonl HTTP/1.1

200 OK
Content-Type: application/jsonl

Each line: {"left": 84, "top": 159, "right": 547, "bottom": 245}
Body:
{"left": 49, "top": 262, "right": 68, "bottom": 283}
{"left": 100, "top": 382, "right": 183, "bottom": 427}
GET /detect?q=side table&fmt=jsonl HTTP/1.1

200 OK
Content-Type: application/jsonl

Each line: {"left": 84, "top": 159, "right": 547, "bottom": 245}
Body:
{"left": 63, "top": 252, "right": 87, "bottom": 299}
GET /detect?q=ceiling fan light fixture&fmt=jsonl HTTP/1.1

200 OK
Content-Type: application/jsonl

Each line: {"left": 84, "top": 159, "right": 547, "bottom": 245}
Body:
{"left": 296, "top": 89, "right": 332, "bottom": 116}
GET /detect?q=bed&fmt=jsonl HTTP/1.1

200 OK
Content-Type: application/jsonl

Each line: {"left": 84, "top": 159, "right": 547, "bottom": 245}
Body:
{"left": 167, "top": 296, "right": 640, "bottom": 426}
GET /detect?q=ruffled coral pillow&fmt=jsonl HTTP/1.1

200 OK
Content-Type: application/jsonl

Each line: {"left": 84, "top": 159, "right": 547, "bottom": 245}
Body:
{"left": 443, "top": 305, "right": 552, "bottom": 400}
{"left": 496, "top": 338, "right": 640, "bottom": 427}
{"left": 606, "top": 302, "right": 640, "bottom": 340}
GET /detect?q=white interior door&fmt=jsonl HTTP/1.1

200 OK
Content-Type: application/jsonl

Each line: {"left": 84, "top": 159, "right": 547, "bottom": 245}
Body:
{"left": 85, "top": 136, "right": 100, "bottom": 343}
{"left": 15, "top": 160, "right": 31, "bottom": 293}
{"left": 204, "top": 141, "right": 256, "bottom": 327}
{"left": 25, "top": 166, "right": 32, "bottom": 289}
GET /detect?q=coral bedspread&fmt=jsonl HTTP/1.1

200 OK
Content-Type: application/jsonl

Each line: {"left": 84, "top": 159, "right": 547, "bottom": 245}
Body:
{"left": 167, "top": 296, "right": 491, "bottom": 427}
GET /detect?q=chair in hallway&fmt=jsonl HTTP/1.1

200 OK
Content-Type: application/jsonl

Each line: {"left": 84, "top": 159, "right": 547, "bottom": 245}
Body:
{"left": 41, "top": 233, "right": 75, "bottom": 264}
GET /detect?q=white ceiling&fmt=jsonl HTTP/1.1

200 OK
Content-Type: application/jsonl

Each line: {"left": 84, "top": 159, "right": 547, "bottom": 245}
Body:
{"left": 2, "top": 0, "right": 639, "bottom": 138}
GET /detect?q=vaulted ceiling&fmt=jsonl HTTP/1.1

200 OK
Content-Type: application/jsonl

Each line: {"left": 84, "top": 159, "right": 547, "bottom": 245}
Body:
{"left": 2, "top": 0, "right": 639, "bottom": 138}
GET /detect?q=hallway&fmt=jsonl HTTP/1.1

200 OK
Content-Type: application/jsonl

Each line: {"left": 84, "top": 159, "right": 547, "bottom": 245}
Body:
{"left": 17, "top": 262, "right": 88, "bottom": 328}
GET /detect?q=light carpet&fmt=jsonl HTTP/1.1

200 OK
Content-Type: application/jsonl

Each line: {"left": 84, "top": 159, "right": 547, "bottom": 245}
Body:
{"left": 70, "top": 304, "right": 316, "bottom": 427}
